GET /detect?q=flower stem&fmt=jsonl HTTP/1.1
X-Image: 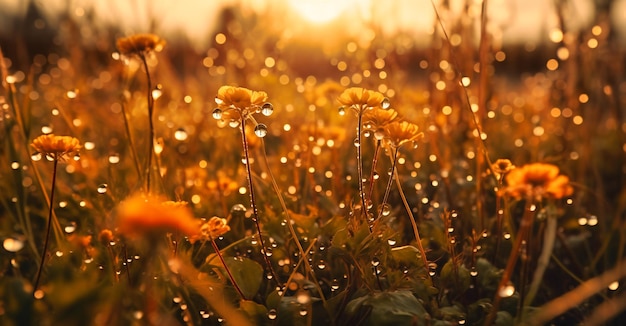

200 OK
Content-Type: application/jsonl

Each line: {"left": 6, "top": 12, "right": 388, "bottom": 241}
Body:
{"left": 355, "top": 109, "right": 370, "bottom": 229}
{"left": 524, "top": 215, "right": 557, "bottom": 308}
{"left": 33, "top": 157, "right": 58, "bottom": 294}
{"left": 392, "top": 162, "right": 430, "bottom": 276}
{"left": 485, "top": 200, "right": 535, "bottom": 326}
{"left": 366, "top": 139, "right": 382, "bottom": 209}
{"left": 139, "top": 54, "right": 154, "bottom": 193}
{"left": 210, "top": 237, "right": 246, "bottom": 300}
{"left": 239, "top": 117, "right": 279, "bottom": 284}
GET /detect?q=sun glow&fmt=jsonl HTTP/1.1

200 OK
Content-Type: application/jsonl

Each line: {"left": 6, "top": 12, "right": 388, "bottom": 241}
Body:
{"left": 288, "top": 0, "right": 360, "bottom": 24}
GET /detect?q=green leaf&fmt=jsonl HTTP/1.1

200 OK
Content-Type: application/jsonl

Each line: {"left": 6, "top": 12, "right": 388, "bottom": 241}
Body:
{"left": 240, "top": 300, "right": 268, "bottom": 325}
{"left": 345, "top": 290, "right": 429, "bottom": 325}
{"left": 440, "top": 260, "right": 471, "bottom": 295}
{"left": 224, "top": 257, "right": 264, "bottom": 299}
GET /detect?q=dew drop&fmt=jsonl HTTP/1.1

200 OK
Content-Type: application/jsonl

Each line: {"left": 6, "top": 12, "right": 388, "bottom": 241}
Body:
{"left": 133, "top": 311, "right": 144, "bottom": 320}
{"left": 31, "top": 152, "right": 42, "bottom": 161}
{"left": 371, "top": 257, "right": 380, "bottom": 267}
{"left": 97, "top": 184, "right": 108, "bottom": 194}
{"left": 470, "top": 267, "right": 478, "bottom": 277}
{"left": 261, "top": 102, "right": 274, "bottom": 116}
{"left": 108, "top": 154, "right": 120, "bottom": 164}
{"left": 498, "top": 284, "right": 515, "bottom": 297}
{"left": 299, "top": 307, "right": 308, "bottom": 316}
{"left": 41, "top": 125, "right": 53, "bottom": 134}
{"left": 338, "top": 106, "right": 346, "bottom": 116}
{"left": 214, "top": 97, "right": 224, "bottom": 105}
{"left": 254, "top": 123, "right": 268, "bottom": 137}
{"left": 64, "top": 222, "right": 77, "bottom": 234}
{"left": 374, "top": 130, "right": 385, "bottom": 140}
{"left": 317, "top": 260, "right": 327, "bottom": 270}
{"left": 3, "top": 238, "right": 24, "bottom": 252}
{"left": 381, "top": 97, "right": 391, "bottom": 109}
{"left": 296, "top": 291, "right": 311, "bottom": 304}
{"left": 268, "top": 309, "right": 277, "bottom": 320}
{"left": 381, "top": 204, "right": 391, "bottom": 217}
{"left": 151, "top": 87, "right": 162, "bottom": 100}
{"left": 353, "top": 138, "right": 360, "bottom": 147}
{"left": 608, "top": 281, "right": 619, "bottom": 291}
{"left": 231, "top": 203, "right": 247, "bottom": 214}
{"left": 174, "top": 128, "right": 188, "bottom": 141}
{"left": 363, "top": 130, "right": 371, "bottom": 138}
{"left": 228, "top": 119, "right": 240, "bottom": 128}
{"left": 387, "top": 239, "right": 397, "bottom": 246}
{"left": 212, "top": 108, "right": 223, "bottom": 120}
{"left": 55, "top": 250, "right": 64, "bottom": 257}
{"left": 264, "top": 247, "right": 273, "bottom": 257}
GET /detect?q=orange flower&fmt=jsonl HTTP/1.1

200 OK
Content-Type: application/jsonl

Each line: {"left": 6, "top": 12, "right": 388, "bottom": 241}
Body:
{"left": 116, "top": 33, "right": 166, "bottom": 55}
{"left": 383, "top": 121, "right": 424, "bottom": 148}
{"left": 338, "top": 87, "right": 386, "bottom": 109}
{"left": 31, "top": 134, "right": 81, "bottom": 161}
{"left": 491, "top": 159, "right": 516, "bottom": 180}
{"left": 215, "top": 86, "right": 268, "bottom": 110}
{"left": 204, "top": 217, "right": 231, "bottom": 239}
{"left": 116, "top": 193, "right": 199, "bottom": 239}
{"left": 363, "top": 108, "right": 401, "bottom": 130}
{"left": 189, "top": 216, "right": 231, "bottom": 243}
{"left": 504, "top": 163, "right": 573, "bottom": 200}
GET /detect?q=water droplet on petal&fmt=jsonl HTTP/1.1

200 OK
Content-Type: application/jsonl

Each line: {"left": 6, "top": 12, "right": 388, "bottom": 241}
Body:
{"left": 254, "top": 124, "right": 268, "bottom": 137}
{"left": 261, "top": 102, "right": 274, "bottom": 116}
{"left": 31, "top": 152, "right": 42, "bottom": 161}
{"left": 215, "top": 97, "right": 224, "bottom": 105}
{"left": 212, "top": 108, "right": 223, "bottom": 119}
{"left": 381, "top": 97, "right": 391, "bottom": 109}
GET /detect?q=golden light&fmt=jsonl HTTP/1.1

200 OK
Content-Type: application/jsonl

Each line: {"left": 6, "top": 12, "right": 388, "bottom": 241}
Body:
{"left": 287, "top": 0, "right": 358, "bottom": 24}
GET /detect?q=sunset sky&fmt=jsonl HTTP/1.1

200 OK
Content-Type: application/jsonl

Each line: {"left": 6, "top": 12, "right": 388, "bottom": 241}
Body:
{"left": 2, "top": 0, "right": 625, "bottom": 48}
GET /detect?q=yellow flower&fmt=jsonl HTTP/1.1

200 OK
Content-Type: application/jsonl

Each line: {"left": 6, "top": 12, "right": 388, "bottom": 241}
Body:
{"left": 216, "top": 86, "right": 268, "bottom": 110}
{"left": 383, "top": 121, "right": 424, "bottom": 148}
{"left": 204, "top": 216, "right": 231, "bottom": 239}
{"left": 363, "top": 108, "right": 401, "bottom": 138}
{"left": 116, "top": 193, "right": 199, "bottom": 239}
{"left": 116, "top": 33, "right": 166, "bottom": 55}
{"left": 337, "top": 87, "right": 386, "bottom": 110}
{"left": 99, "top": 229, "right": 114, "bottom": 244}
{"left": 31, "top": 134, "right": 81, "bottom": 161}
{"left": 491, "top": 159, "right": 516, "bottom": 180}
{"left": 189, "top": 216, "right": 231, "bottom": 243}
{"left": 504, "top": 163, "right": 573, "bottom": 200}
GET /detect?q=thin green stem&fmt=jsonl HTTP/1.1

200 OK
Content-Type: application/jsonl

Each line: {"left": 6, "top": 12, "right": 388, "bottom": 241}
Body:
{"left": 366, "top": 139, "right": 382, "bottom": 204}
{"left": 33, "top": 157, "right": 58, "bottom": 294}
{"left": 210, "top": 237, "right": 246, "bottom": 300}
{"left": 239, "top": 116, "right": 279, "bottom": 284}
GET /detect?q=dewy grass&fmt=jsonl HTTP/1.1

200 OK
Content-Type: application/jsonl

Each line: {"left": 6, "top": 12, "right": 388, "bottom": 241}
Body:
{"left": 1, "top": 2, "right": 625, "bottom": 325}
